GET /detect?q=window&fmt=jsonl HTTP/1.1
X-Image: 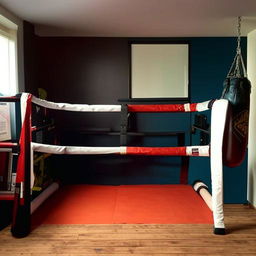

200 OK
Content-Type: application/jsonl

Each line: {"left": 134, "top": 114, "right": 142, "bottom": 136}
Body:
{"left": 0, "top": 15, "right": 18, "bottom": 96}
{"left": 130, "top": 43, "right": 189, "bottom": 100}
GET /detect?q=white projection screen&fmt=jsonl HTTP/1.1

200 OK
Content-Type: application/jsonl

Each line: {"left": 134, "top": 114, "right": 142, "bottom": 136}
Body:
{"left": 131, "top": 44, "right": 189, "bottom": 99}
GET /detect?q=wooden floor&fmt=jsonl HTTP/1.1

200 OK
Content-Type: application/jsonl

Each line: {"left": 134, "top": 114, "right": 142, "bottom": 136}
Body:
{"left": 0, "top": 204, "right": 256, "bottom": 255}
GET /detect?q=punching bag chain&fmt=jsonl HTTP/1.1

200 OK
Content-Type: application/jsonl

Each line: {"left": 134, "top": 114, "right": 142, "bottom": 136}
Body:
{"left": 235, "top": 16, "right": 242, "bottom": 77}
{"left": 227, "top": 16, "right": 247, "bottom": 78}
{"left": 236, "top": 16, "right": 241, "bottom": 55}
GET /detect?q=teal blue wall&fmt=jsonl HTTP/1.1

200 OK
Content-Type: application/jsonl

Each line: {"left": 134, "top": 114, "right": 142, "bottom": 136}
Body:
{"left": 188, "top": 37, "right": 247, "bottom": 203}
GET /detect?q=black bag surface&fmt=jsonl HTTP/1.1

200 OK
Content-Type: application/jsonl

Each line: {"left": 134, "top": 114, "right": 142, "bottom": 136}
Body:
{"left": 221, "top": 69, "right": 251, "bottom": 167}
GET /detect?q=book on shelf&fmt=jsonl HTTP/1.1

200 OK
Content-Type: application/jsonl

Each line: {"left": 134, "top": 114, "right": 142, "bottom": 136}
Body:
{"left": 0, "top": 152, "right": 16, "bottom": 193}
{"left": 0, "top": 152, "right": 9, "bottom": 191}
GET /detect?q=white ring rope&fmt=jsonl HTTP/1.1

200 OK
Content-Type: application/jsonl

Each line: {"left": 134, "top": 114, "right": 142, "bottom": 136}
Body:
{"left": 31, "top": 182, "right": 59, "bottom": 214}
{"left": 30, "top": 94, "right": 212, "bottom": 113}
{"left": 32, "top": 142, "right": 126, "bottom": 155}
{"left": 32, "top": 95, "right": 122, "bottom": 112}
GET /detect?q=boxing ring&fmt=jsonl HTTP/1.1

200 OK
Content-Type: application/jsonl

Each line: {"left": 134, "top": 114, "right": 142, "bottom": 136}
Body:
{"left": 10, "top": 93, "right": 228, "bottom": 237}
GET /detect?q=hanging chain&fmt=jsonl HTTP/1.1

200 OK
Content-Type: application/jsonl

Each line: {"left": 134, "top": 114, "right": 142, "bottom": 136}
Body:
{"left": 227, "top": 16, "right": 247, "bottom": 78}
{"left": 236, "top": 16, "right": 241, "bottom": 54}
{"left": 235, "top": 16, "right": 242, "bottom": 77}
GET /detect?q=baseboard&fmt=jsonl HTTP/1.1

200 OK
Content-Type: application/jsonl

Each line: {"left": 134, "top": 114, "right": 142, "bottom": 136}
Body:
{"left": 248, "top": 203, "right": 256, "bottom": 210}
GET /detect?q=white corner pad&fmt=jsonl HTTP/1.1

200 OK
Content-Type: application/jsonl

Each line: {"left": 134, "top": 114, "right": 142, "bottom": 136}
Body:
{"left": 210, "top": 99, "right": 229, "bottom": 229}
{"left": 20, "top": 93, "right": 30, "bottom": 123}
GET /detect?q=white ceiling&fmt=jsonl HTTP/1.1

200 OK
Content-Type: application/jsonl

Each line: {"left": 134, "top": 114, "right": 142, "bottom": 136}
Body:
{"left": 0, "top": 0, "right": 256, "bottom": 37}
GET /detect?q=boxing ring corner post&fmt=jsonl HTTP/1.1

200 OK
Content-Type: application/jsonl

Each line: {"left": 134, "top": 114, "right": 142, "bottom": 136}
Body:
{"left": 10, "top": 93, "right": 229, "bottom": 237}
{"left": 11, "top": 93, "right": 32, "bottom": 238}
{"left": 10, "top": 93, "right": 60, "bottom": 238}
{"left": 210, "top": 99, "right": 229, "bottom": 235}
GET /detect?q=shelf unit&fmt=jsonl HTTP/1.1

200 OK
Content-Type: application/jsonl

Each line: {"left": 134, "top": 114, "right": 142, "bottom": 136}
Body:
{"left": 0, "top": 142, "right": 19, "bottom": 200}
{"left": 0, "top": 96, "right": 20, "bottom": 202}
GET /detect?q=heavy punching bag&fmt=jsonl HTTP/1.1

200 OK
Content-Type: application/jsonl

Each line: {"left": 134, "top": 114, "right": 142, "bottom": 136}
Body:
{"left": 221, "top": 17, "right": 251, "bottom": 167}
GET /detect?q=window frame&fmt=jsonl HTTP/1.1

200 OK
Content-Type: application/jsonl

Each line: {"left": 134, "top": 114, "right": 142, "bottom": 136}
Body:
{"left": 0, "top": 7, "right": 24, "bottom": 95}
{"left": 0, "top": 21, "right": 18, "bottom": 96}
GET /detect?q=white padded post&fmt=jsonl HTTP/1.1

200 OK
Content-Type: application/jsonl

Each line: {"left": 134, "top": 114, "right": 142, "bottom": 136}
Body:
{"left": 210, "top": 99, "right": 229, "bottom": 235}
{"left": 20, "top": 93, "right": 30, "bottom": 123}
{"left": 30, "top": 145, "right": 34, "bottom": 189}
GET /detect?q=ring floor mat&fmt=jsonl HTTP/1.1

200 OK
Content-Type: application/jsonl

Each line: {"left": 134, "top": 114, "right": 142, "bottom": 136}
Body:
{"left": 32, "top": 185, "right": 213, "bottom": 225}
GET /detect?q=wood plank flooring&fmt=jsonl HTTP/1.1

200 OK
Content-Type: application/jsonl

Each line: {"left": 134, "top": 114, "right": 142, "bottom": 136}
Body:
{"left": 0, "top": 204, "right": 256, "bottom": 255}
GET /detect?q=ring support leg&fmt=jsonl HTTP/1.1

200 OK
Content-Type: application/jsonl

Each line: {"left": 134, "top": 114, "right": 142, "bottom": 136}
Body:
{"left": 214, "top": 227, "right": 226, "bottom": 235}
